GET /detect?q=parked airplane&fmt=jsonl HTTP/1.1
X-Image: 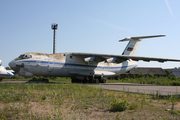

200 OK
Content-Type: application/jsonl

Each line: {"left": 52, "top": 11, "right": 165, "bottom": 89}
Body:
{"left": 9, "top": 35, "right": 180, "bottom": 83}
{"left": 0, "top": 60, "right": 14, "bottom": 81}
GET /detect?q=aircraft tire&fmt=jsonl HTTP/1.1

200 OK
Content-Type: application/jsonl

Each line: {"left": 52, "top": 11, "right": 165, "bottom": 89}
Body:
{"left": 90, "top": 79, "right": 95, "bottom": 83}
{"left": 45, "top": 79, "right": 49, "bottom": 83}
{"left": 102, "top": 79, "right": 106, "bottom": 83}
{"left": 71, "top": 78, "right": 80, "bottom": 83}
{"left": 42, "top": 79, "right": 49, "bottom": 83}
{"left": 89, "top": 79, "right": 93, "bottom": 83}
{"left": 95, "top": 79, "right": 99, "bottom": 84}
{"left": 0, "top": 78, "right": 2, "bottom": 82}
{"left": 71, "top": 79, "right": 74, "bottom": 83}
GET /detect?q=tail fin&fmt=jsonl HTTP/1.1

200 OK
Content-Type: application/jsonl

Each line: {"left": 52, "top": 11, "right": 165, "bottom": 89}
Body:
{"left": 119, "top": 35, "right": 165, "bottom": 56}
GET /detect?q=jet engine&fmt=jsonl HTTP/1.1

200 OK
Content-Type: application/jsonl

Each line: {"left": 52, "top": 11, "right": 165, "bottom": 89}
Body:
{"left": 84, "top": 56, "right": 96, "bottom": 62}
{"left": 106, "top": 57, "right": 117, "bottom": 63}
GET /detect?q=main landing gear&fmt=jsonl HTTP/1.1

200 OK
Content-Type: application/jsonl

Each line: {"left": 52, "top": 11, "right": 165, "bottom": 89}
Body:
{"left": 42, "top": 78, "right": 49, "bottom": 83}
{"left": 71, "top": 77, "right": 106, "bottom": 84}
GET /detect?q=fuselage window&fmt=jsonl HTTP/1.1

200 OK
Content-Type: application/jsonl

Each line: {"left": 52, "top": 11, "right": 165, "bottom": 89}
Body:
{"left": 18, "top": 54, "right": 24, "bottom": 59}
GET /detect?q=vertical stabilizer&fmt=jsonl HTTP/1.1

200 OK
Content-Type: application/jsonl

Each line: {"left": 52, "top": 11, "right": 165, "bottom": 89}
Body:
{"left": 121, "top": 39, "right": 141, "bottom": 56}
{"left": 119, "top": 35, "right": 165, "bottom": 56}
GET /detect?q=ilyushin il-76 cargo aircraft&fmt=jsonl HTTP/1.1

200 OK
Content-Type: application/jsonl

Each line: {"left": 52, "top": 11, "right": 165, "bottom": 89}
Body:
{"left": 9, "top": 35, "right": 180, "bottom": 83}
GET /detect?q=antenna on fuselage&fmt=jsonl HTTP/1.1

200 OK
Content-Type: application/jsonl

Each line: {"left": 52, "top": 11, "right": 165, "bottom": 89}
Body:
{"left": 51, "top": 23, "right": 58, "bottom": 54}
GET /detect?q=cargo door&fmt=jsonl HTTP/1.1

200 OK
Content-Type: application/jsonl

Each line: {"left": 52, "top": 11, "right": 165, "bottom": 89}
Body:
{"left": 47, "top": 61, "right": 54, "bottom": 72}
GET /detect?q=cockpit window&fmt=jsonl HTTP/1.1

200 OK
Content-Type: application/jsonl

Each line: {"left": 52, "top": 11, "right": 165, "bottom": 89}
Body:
{"left": 18, "top": 54, "right": 32, "bottom": 59}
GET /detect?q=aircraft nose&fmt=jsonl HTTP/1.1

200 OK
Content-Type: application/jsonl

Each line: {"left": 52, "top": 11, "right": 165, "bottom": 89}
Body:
{"left": 9, "top": 60, "right": 16, "bottom": 68}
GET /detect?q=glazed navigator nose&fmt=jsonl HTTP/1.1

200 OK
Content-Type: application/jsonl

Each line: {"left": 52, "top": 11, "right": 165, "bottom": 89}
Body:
{"left": 9, "top": 60, "right": 16, "bottom": 68}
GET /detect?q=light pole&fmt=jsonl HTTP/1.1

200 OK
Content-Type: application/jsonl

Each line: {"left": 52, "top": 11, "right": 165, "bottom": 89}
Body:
{"left": 51, "top": 23, "right": 58, "bottom": 54}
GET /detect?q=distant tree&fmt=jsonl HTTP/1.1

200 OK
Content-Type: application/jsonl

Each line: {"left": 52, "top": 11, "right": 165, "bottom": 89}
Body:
{"left": 5, "top": 67, "right": 12, "bottom": 70}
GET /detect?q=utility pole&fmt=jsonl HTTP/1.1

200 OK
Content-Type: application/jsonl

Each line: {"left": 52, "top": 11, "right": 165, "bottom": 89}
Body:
{"left": 51, "top": 23, "right": 58, "bottom": 54}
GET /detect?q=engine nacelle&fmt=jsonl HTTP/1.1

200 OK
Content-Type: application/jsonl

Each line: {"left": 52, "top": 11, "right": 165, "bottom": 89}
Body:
{"left": 18, "top": 68, "right": 33, "bottom": 77}
{"left": 84, "top": 56, "right": 96, "bottom": 62}
{"left": 106, "top": 57, "right": 117, "bottom": 63}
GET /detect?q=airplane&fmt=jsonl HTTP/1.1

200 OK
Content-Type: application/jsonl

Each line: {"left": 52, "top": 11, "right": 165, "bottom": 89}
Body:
{"left": 9, "top": 35, "right": 180, "bottom": 83}
{"left": 0, "top": 60, "right": 14, "bottom": 81}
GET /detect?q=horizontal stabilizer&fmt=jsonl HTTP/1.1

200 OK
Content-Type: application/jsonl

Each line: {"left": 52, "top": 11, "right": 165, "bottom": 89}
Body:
{"left": 119, "top": 35, "right": 165, "bottom": 42}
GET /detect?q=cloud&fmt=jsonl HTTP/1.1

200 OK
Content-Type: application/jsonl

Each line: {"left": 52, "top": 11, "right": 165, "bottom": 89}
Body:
{"left": 165, "top": 0, "right": 176, "bottom": 20}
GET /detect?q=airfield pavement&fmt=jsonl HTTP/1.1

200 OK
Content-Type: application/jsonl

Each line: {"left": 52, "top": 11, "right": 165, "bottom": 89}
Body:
{"left": 1, "top": 81, "right": 180, "bottom": 96}
{"left": 92, "top": 83, "right": 180, "bottom": 96}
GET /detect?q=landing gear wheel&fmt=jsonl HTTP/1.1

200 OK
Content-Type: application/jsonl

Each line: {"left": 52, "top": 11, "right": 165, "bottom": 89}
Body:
{"left": 0, "top": 78, "right": 2, "bottom": 82}
{"left": 102, "top": 79, "right": 106, "bottom": 83}
{"left": 71, "top": 78, "right": 79, "bottom": 83}
{"left": 71, "top": 78, "right": 75, "bottom": 83}
{"left": 42, "top": 78, "right": 49, "bottom": 83}
{"left": 99, "top": 79, "right": 106, "bottom": 83}
{"left": 95, "top": 79, "right": 99, "bottom": 84}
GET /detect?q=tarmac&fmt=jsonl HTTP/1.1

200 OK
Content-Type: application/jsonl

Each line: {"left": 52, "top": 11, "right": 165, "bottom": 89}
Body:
{"left": 92, "top": 83, "right": 180, "bottom": 95}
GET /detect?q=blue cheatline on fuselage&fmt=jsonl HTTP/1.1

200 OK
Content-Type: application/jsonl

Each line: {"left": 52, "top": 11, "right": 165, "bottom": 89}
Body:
{"left": 22, "top": 60, "right": 137, "bottom": 70}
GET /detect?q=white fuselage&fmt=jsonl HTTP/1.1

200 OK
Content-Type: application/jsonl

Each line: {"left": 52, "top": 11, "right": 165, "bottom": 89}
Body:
{"left": 9, "top": 52, "right": 137, "bottom": 78}
{"left": 9, "top": 35, "right": 180, "bottom": 82}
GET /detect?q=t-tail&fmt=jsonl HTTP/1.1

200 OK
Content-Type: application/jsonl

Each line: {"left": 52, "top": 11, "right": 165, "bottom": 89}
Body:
{"left": 119, "top": 35, "right": 165, "bottom": 56}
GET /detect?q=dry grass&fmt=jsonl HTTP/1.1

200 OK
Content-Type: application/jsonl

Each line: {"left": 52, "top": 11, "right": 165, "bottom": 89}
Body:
{"left": 0, "top": 83, "right": 180, "bottom": 120}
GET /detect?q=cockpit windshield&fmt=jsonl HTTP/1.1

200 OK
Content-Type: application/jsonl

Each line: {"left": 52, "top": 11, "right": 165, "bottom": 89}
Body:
{"left": 17, "top": 54, "right": 32, "bottom": 60}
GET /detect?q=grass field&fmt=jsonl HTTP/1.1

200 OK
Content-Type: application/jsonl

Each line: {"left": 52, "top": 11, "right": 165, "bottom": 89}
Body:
{"left": 0, "top": 83, "right": 180, "bottom": 120}
{"left": 4, "top": 75, "right": 180, "bottom": 86}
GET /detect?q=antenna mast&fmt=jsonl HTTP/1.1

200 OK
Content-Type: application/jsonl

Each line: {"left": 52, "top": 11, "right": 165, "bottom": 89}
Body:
{"left": 51, "top": 23, "right": 58, "bottom": 54}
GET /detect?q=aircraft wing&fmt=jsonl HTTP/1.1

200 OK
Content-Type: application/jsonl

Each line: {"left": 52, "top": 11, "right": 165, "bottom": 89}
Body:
{"left": 71, "top": 53, "right": 180, "bottom": 63}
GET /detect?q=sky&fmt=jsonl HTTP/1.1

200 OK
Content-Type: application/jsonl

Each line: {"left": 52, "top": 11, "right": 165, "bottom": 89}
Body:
{"left": 1, "top": 0, "right": 180, "bottom": 68}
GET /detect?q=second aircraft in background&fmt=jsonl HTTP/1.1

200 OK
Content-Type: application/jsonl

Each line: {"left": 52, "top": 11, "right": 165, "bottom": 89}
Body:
{"left": 0, "top": 60, "right": 14, "bottom": 81}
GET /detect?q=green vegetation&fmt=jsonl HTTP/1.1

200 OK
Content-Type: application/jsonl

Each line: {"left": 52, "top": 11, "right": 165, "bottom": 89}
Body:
{"left": 3, "top": 77, "right": 71, "bottom": 82}
{"left": 111, "top": 98, "right": 129, "bottom": 111}
{"left": 0, "top": 83, "right": 180, "bottom": 119}
{"left": 3, "top": 71, "right": 180, "bottom": 86}
{"left": 108, "top": 73, "right": 180, "bottom": 86}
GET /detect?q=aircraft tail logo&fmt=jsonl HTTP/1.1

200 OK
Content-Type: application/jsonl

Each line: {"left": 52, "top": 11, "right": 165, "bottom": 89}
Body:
{"left": 119, "top": 35, "right": 165, "bottom": 56}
